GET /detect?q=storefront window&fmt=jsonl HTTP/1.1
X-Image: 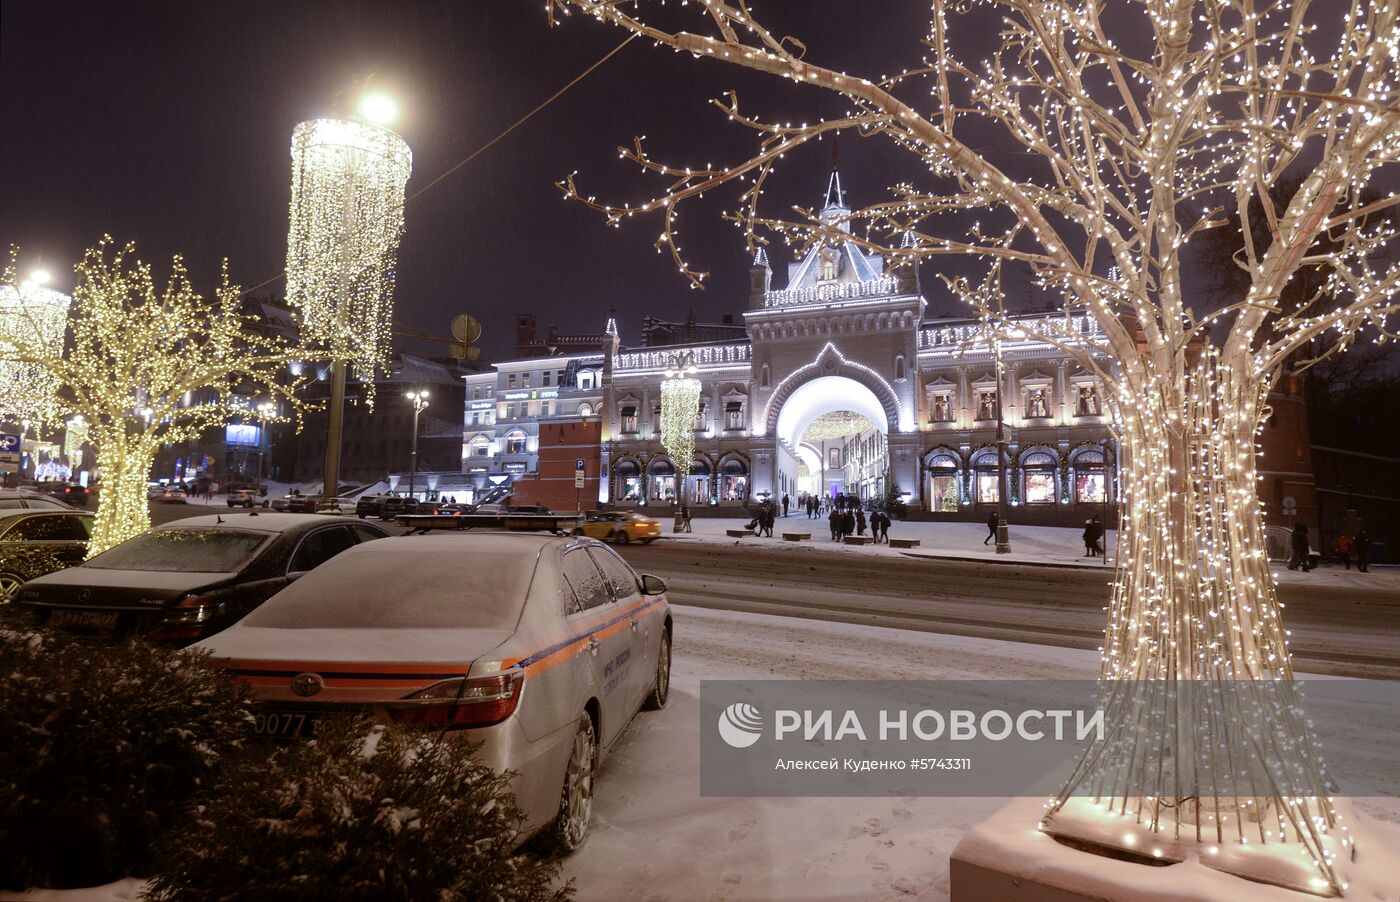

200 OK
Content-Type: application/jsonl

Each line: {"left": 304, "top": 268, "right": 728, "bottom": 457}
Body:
{"left": 690, "top": 461, "right": 711, "bottom": 503}
{"left": 976, "top": 472, "right": 1000, "bottom": 503}
{"left": 649, "top": 461, "right": 676, "bottom": 503}
{"left": 1075, "top": 450, "right": 1107, "bottom": 503}
{"left": 1022, "top": 451, "right": 1057, "bottom": 504}
{"left": 720, "top": 459, "right": 748, "bottom": 501}
{"left": 504, "top": 432, "right": 527, "bottom": 455}
{"left": 616, "top": 461, "right": 641, "bottom": 501}
{"left": 928, "top": 457, "right": 959, "bottom": 512}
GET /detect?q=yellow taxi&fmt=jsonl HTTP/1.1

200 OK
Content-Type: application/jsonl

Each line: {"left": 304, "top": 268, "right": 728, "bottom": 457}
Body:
{"left": 576, "top": 510, "right": 662, "bottom": 545}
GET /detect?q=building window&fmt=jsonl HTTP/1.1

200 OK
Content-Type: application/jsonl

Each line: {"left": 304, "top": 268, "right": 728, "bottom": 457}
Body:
{"left": 720, "top": 458, "right": 748, "bottom": 501}
{"left": 543, "top": 371, "right": 552, "bottom": 387}
{"left": 615, "top": 460, "right": 642, "bottom": 501}
{"left": 977, "top": 391, "right": 999, "bottom": 421}
{"left": 470, "top": 437, "right": 490, "bottom": 457}
{"left": 1022, "top": 451, "right": 1058, "bottom": 504}
{"left": 620, "top": 405, "right": 638, "bottom": 434}
{"left": 579, "top": 371, "right": 593, "bottom": 390}
{"left": 819, "top": 246, "right": 838, "bottom": 282}
{"left": 1075, "top": 450, "right": 1107, "bottom": 503}
{"left": 694, "top": 402, "right": 708, "bottom": 432}
{"left": 508, "top": 374, "right": 516, "bottom": 389}
{"left": 1076, "top": 384, "right": 1102, "bottom": 416}
{"left": 973, "top": 451, "right": 1000, "bottom": 503}
{"left": 505, "top": 431, "right": 527, "bottom": 455}
{"left": 522, "top": 372, "right": 531, "bottom": 388}
{"left": 649, "top": 459, "right": 676, "bottom": 503}
{"left": 1025, "top": 389, "right": 1051, "bottom": 419}
{"left": 578, "top": 403, "right": 593, "bottom": 417}
{"left": 931, "top": 393, "right": 953, "bottom": 423}
{"left": 760, "top": 364, "right": 770, "bottom": 390}
{"left": 928, "top": 456, "right": 959, "bottom": 512}
{"left": 725, "top": 401, "right": 744, "bottom": 430}
{"left": 895, "top": 355, "right": 906, "bottom": 380}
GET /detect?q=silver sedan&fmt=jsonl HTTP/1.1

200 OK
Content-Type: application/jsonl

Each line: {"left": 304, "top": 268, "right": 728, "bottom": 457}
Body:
{"left": 194, "top": 531, "right": 673, "bottom": 850}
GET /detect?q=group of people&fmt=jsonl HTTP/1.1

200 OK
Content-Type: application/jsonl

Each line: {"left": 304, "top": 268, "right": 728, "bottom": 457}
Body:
{"left": 1290, "top": 517, "right": 1370, "bottom": 573}
{"left": 828, "top": 506, "right": 892, "bottom": 543}
{"left": 744, "top": 500, "right": 778, "bottom": 537}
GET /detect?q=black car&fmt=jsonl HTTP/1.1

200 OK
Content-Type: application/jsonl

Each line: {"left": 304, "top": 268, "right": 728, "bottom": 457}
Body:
{"left": 38, "top": 482, "right": 92, "bottom": 507}
{"left": 0, "top": 509, "right": 94, "bottom": 603}
{"left": 354, "top": 493, "right": 391, "bottom": 518}
{"left": 0, "top": 489, "right": 76, "bottom": 512}
{"left": 271, "top": 494, "right": 319, "bottom": 513}
{"left": 17, "top": 512, "right": 390, "bottom": 645}
{"left": 374, "top": 495, "right": 423, "bottom": 520}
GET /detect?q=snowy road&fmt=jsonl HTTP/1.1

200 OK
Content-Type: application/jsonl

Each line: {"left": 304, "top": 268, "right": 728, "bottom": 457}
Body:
{"left": 614, "top": 541, "right": 1400, "bottom": 678}
{"left": 559, "top": 605, "right": 1400, "bottom": 901}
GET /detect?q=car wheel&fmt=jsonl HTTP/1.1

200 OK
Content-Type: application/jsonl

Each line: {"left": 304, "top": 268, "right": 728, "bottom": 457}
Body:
{"left": 0, "top": 572, "right": 24, "bottom": 604}
{"left": 641, "top": 537, "right": 655, "bottom": 545}
{"left": 615, "top": 530, "right": 630, "bottom": 545}
{"left": 547, "top": 713, "right": 597, "bottom": 853}
{"left": 643, "top": 626, "right": 671, "bottom": 710}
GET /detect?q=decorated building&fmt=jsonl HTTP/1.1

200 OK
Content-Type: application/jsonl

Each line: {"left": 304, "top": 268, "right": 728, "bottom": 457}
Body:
{"left": 591, "top": 171, "right": 1120, "bottom": 522}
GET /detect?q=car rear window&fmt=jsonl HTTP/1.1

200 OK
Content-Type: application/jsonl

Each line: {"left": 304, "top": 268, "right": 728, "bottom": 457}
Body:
{"left": 86, "top": 529, "right": 269, "bottom": 572}
{"left": 242, "top": 544, "right": 534, "bottom": 630}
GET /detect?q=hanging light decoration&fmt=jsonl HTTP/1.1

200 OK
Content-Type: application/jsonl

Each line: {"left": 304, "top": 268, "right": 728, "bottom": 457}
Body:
{"left": 0, "top": 278, "right": 71, "bottom": 430}
{"left": 660, "top": 351, "right": 701, "bottom": 503}
{"left": 285, "top": 115, "right": 412, "bottom": 408}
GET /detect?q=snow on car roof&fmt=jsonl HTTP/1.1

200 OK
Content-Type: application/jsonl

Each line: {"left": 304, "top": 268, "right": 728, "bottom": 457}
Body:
{"left": 154, "top": 512, "right": 334, "bottom": 534}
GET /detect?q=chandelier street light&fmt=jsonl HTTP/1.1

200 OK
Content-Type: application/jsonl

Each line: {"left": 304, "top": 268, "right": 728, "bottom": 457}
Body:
{"left": 660, "top": 352, "right": 700, "bottom": 531}
{"left": 284, "top": 92, "right": 412, "bottom": 509}
{"left": 405, "top": 390, "right": 429, "bottom": 501}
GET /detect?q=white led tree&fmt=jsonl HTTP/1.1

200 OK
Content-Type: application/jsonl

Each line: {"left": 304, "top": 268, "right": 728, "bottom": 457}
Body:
{"left": 550, "top": 0, "right": 1398, "bottom": 894}
{"left": 0, "top": 240, "right": 303, "bottom": 555}
{"left": 0, "top": 276, "right": 69, "bottom": 432}
{"left": 660, "top": 351, "right": 701, "bottom": 516}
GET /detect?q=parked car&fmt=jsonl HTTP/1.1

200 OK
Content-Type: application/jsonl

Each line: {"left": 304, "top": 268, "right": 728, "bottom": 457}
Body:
{"left": 160, "top": 487, "right": 189, "bottom": 504}
{"left": 0, "top": 489, "right": 75, "bottom": 512}
{"left": 16, "top": 513, "right": 391, "bottom": 644}
{"left": 38, "top": 482, "right": 92, "bottom": 507}
{"left": 227, "top": 488, "right": 267, "bottom": 509}
{"left": 272, "top": 494, "right": 319, "bottom": 513}
{"left": 354, "top": 494, "right": 389, "bottom": 518}
{"left": 147, "top": 484, "right": 168, "bottom": 500}
{"left": 195, "top": 530, "right": 673, "bottom": 851}
{"left": 431, "top": 502, "right": 473, "bottom": 516}
{"left": 575, "top": 510, "right": 661, "bottom": 545}
{"left": 0, "top": 509, "right": 94, "bottom": 602}
{"left": 374, "top": 495, "right": 424, "bottom": 520}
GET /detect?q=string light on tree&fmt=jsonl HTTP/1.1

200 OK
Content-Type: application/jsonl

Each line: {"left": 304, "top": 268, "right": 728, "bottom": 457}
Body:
{"left": 0, "top": 239, "right": 304, "bottom": 555}
{"left": 660, "top": 351, "right": 701, "bottom": 517}
{"left": 0, "top": 266, "right": 71, "bottom": 431}
{"left": 550, "top": 0, "right": 1398, "bottom": 894}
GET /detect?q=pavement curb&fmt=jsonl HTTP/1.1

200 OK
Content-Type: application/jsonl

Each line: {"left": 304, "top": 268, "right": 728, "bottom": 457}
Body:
{"left": 897, "top": 551, "right": 1117, "bottom": 571}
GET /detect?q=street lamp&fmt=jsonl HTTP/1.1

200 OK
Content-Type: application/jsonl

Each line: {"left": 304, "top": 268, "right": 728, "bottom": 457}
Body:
{"left": 990, "top": 325, "right": 1021, "bottom": 555}
{"left": 256, "top": 401, "right": 276, "bottom": 487}
{"left": 405, "top": 390, "right": 429, "bottom": 500}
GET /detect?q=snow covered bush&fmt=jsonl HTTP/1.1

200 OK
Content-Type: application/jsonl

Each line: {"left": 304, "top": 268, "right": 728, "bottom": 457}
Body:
{"left": 144, "top": 717, "right": 573, "bottom": 902}
{"left": 0, "top": 627, "right": 253, "bottom": 890}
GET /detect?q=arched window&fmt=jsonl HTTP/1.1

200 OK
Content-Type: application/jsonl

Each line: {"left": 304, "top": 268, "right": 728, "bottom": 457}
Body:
{"left": 469, "top": 436, "right": 490, "bottom": 457}
{"left": 894, "top": 355, "right": 906, "bottom": 380}
{"left": 689, "top": 457, "right": 712, "bottom": 503}
{"left": 1074, "top": 449, "right": 1107, "bottom": 503}
{"left": 615, "top": 459, "right": 642, "bottom": 501}
{"left": 760, "top": 364, "right": 771, "bottom": 390}
{"left": 1022, "top": 450, "right": 1058, "bottom": 504}
{"left": 927, "top": 454, "right": 959, "bottom": 512}
{"left": 504, "top": 430, "right": 527, "bottom": 455}
{"left": 577, "top": 402, "right": 593, "bottom": 417}
{"left": 972, "top": 450, "right": 1001, "bottom": 503}
{"left": 720, "top": 458, "right": 749, "bottom": 501}
{"left": 648, "top": 458, "right": 677, "bottom": 502}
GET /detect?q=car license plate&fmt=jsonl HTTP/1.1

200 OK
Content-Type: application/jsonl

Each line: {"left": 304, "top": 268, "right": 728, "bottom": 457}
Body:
{"left": 250, "top": 710, "right": 321, "bottom": 739}
{"left": 50, "top": 609, "right": 118, "bottom": 630}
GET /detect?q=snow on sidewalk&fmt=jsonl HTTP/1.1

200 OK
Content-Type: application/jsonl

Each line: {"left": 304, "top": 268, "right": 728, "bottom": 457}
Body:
{"left": 561, "top": 604, "right": 1400, "bottom": 901}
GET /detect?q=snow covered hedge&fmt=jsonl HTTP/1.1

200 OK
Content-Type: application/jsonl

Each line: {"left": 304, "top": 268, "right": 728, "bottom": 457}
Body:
{"left": 145, "top": 717, "right": 573, "bottom": 902}
{"left": 0, "top": 627, "right": 252, "bottom": 890}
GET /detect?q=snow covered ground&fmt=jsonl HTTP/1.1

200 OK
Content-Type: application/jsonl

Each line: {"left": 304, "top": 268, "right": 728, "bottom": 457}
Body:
{"left": 560, "top": 604, "right": 1400, "bottom": 901}
{"left": 660, "top": 516, "right": 1400, "bottom": 591}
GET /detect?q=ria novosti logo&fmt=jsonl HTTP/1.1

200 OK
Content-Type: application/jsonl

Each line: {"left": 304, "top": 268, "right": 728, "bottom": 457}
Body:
{"left": 717, "top": 702, "right": 764, "bottom": 748}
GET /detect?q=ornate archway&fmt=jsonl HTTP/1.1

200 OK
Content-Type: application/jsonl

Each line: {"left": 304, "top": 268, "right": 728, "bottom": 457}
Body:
{"left": 759, "top": 342, "right": 907, "bottom": 437}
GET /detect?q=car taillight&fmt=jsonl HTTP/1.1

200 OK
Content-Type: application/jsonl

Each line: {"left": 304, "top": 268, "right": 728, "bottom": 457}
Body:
{"left": 148, "top": 594, "right": 218, "bottom": 640}
{"left": 384, "top": 671, "right": 523, "bottom": 729}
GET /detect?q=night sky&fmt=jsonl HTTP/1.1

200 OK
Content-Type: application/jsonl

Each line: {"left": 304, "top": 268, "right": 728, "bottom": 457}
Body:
{"left": 0, "top": 1, "right": 1002, "bottom": 361}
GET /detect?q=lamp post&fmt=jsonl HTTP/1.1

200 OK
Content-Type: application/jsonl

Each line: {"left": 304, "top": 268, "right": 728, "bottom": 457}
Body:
{"left": 284, "top": 92, "right": 412, "bottom": 512}
{"left": 990, "top": 326, "right": 1018, "bottom": 554}
{"left": 660, "top": 352, "right": 700, "bottom": 532}
{"left": 256, "top": 402, "right": 276, "bottom": 488}
{"left": 405, "top": 390, "right": 429, "bottom": 500}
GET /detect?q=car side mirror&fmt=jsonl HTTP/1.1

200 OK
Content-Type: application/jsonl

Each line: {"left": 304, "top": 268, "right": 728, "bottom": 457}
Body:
{"left": 640, "top": 573, "right": 667, "bottom": 596}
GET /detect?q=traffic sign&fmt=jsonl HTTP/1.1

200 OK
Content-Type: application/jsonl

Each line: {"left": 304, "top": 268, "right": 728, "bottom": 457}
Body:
{"left": 0, "top": 432, "right": 21, "bottom": 468}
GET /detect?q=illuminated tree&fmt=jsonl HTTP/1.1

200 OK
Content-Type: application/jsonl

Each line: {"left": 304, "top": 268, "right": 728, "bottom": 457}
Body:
{"left": 551, "top": 0, "right": 1399, "bottom": 893}
{"left": 0, "top": 239, "right": 303, "bottom": 555}
{"left": 660, "top": 352, "right": 701, "bottom": 511}
{"left": 0, "top": 274, "right": 70, "bottom": 432}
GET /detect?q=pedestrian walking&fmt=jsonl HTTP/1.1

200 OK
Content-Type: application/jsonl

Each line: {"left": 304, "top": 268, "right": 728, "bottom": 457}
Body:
{"left": 870, "top": 510, "right": 888, "bottom": 543}
{"left": 984, "top": 512, "right": 998, "bottom": 545}
{"left": 856, "top": 508, "right": 867, "bottom": 536}
{"left": 679, "top": 502, "right": 692, "bottom": 533}
{"left": 829, "top": 507, "right": 841, "bottom": 541}
{"left": 842, "top": 510, "right": 855, "bottom": 539}
{"left": 782, "top": 493, "right": 790, "bottom": 517}
{"left": 1287, "top": 523, "right": 1314, "bottom": 571}
{"left": 1356, "top": 528, "right": 1370, "bottom": 573}
{"left": 1083, "top": 517, "right": 1104, "bottom": 557}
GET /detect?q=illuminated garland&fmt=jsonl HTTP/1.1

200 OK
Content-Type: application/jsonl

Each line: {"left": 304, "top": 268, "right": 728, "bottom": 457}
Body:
{"left": 0, "top": 239, "right": 304, "bottom": 555}
{"left": 658, "top": 375, "right": 701, "bottom": 488}
{"left": 285, "top": 118, "right": 412, "bottom": 408}
{"left": 801, "top": 411, "right": 873, "bottom": 443}
{"left": 0, "top": 277, "right": 70, "bottom": 430}
{"left": 550, "top": 0, "right": 1399, "bottom": 893}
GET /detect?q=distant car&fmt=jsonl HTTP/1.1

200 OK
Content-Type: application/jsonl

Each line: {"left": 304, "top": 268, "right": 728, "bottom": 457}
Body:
{"left": 431, "top": 502, "right": 473, "bottom": 516}
{"left": 147, "top": 484, "right": 168, "bottom": 500}
{"left": 272, "top": 494, "right": 318, "bottom": 513}
{"left": 17, "top": 513, "right": 391, "bottom": 644}
{"left": 354, "top": 494, "right": 389, "bottom": 518}
{"left": 0, "top": 489, "right": 75, "bottom": 512}
{"left": 576, "top": 510, "right": 661, "bottom": 545}
{"left": 0, "top": 509, "right": 95, "bottom": 602}
{"left": 374, "top": 495, "right": 423, "bottom": 520}
{"left": 160, "top": 487, "right": 189, "bottom": 504}
{"left": 38, "top": 482, "right": 91, "bottom": 507}
{"left": 227, "top": 489, "right": 266, "bottom": 509}
{"left": 195, "top": 530, "right": 673, "bottom": 852}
